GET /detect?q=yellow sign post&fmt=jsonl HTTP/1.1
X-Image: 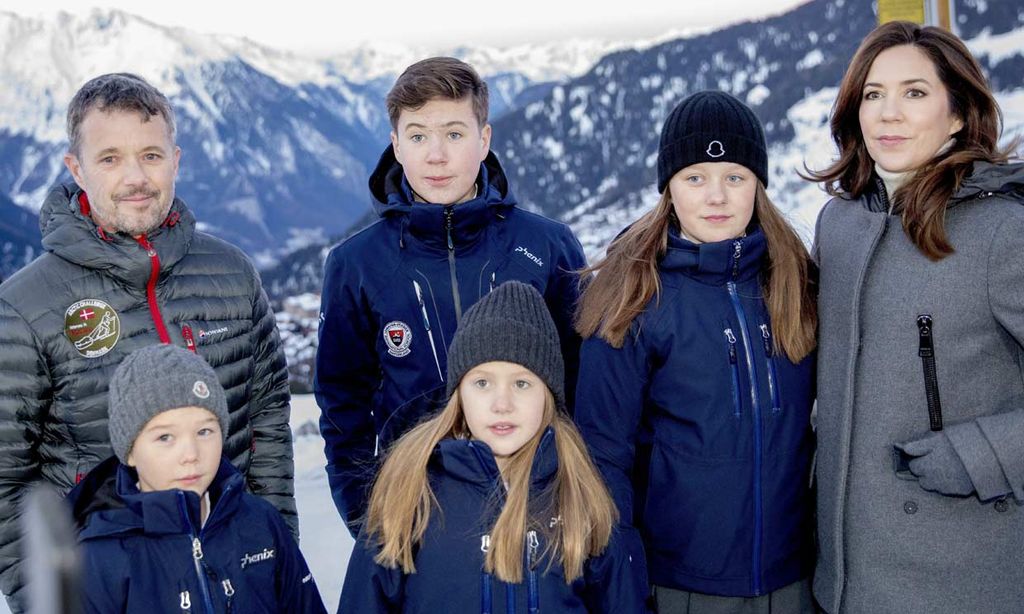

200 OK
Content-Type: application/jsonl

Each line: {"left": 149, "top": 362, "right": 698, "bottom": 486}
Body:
{"left": 877, "top": 0, "right": 955, "bottom": 31}
{"left": 878, "top": 0, "right": 926, "bottom": 24}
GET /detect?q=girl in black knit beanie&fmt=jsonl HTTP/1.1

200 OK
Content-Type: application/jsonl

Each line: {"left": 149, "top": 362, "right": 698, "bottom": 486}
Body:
{"left": 575, "top": 90, "right": 818, "bottom": 613}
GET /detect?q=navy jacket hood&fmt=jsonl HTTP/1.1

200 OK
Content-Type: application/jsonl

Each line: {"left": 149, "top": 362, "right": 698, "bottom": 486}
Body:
{"left": 70, "top": 456, "right": 242, "bottom": 541}
{"left": 660, "top": 226, "right": 767, "bottom": 285}
{"left": 434, "top": 427, "right": 559, "bottom": 489}
{"left": 367, "top": 145, "right": 518, "bottom": 250}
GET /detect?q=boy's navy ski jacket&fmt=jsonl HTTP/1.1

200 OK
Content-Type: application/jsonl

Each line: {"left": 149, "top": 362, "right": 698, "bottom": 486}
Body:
{"left": 315, "top": 146, "right": 587, "bottom": 534}
{"left": 575, "top": 227, "right": 815, "bottom": 597}
{"left": 67, "top": 456, "right": 327, "bottom": 614}
{"left": 338, "top": 428, "right": 648, "bottom": 613}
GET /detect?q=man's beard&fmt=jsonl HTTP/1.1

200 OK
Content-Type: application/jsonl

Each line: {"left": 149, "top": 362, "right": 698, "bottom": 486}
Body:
{"left": 94, "top": 188, "right": 172, "bottom": 237}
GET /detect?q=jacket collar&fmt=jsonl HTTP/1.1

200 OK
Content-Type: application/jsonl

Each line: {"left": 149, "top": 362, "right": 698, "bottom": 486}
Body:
{"left": 859, "top": 161, "right": 1024, "bottom": 214}
{"left": 659, "top": 225, "right": 767, "bottom": 285}
{"left": 39, "top": 183, "right": 196, "bottom": 289}
{"left": 434, "top": 427, "right": 558, "bottom": 490}
{"left": 367, "top": 145, "right": 516, "bottom": 249}
{"left": 75, "top": 456, "right": 244, "bottom": 540}
{"left": 952, "top": 161, "right": 1024, "bottom": 202}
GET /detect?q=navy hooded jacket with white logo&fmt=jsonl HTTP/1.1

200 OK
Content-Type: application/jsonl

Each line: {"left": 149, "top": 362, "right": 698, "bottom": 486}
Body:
{"left": 315, "top": 146, "right": 586, "bottom": 534}
{"left": 575, "top": 228, "right": 815, "bottom": 597}
{"left": 339, "top": 428, "right": 648, "bottom": 613}
{"left": 68, "top": 457, "right": 327, "bottom": 614}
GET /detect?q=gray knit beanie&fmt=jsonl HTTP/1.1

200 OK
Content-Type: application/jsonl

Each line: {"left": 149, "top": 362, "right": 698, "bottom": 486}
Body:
{"left": 446, "top": 281, "right": 565, "bottom": 411}
{"left": 108, "top": 344, "right": 229, "bottom": 464}
{"left": 657, "top": 90, "right": 769, "bottom": 193}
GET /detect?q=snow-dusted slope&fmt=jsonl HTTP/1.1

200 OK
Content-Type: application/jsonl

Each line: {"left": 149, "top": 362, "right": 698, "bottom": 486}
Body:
{"left": 0, "top": 8, "right": 646, "bottom": 276}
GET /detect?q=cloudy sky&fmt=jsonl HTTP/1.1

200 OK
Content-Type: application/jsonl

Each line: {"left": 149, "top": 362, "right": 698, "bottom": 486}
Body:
{"left": 3, "top": 0, "right": 811, "bottom": 53}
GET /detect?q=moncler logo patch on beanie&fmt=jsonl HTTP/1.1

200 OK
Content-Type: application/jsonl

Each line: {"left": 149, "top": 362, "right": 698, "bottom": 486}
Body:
{"left": 108, "top": 344, "right": 230, "bottom": 464}
{"left": 192, "top": 380, "right": 211, "bottom": 399}
{"left": 657, "top": 90, "right": 769, "bottom": 193}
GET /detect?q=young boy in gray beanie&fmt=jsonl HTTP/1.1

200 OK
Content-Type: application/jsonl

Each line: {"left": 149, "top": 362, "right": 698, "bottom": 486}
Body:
{"left": 67, "top": 344, "right": 327, "bottom": 613}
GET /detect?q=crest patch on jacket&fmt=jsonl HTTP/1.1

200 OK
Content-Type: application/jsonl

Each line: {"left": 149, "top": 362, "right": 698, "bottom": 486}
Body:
{"left": 383, "top": 321, "right": 412, "bottom": 357}
{"left": 64, "top": 299, "right": 121, "bottom": 358}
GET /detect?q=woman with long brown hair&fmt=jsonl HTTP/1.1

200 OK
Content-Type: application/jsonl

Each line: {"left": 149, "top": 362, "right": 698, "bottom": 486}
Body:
{"left": 809, "top": 21, "right": 1024, "bottom": 613}
{"left": 575, "top": 91, "right": 817, "bottom": 613}
{"left": 339, "top": 281, "right": 647, "bottom": 613}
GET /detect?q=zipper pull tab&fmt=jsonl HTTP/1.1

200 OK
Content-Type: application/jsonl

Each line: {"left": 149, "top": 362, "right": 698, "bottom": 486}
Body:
{"left": 489, "top": 271, "right": 496, "bottom": 293}
{"left": 222, "top": 579, "right": 235, "bottom": 597}
{"left": 527, "top": 531, "right": 539, "bottom": 553}
{"left": 732, "top": 239, "right": 742, "bottom": 278}
{"left": 724, "top": 328, "right": 738, "bottom": 363}
{"left": 759, "top": 323, "right": 773, "bottom": 356}
{"left": 444, "top": 206, "right": 455, "bottom": 250}
{"left": 180, "top": 591, "right": 191, "bottom": 610}
{"left": 917, "top": 315, "right": 934, "bottom": 358}
{"left": 480, "top": 534, "right": 491, "bottom": 553}
{"left": 192, "top": 537, "right": 204, "bottom": 561}
{"left": 137, "top": 234, "right": 157, "bottom": 257}
{"left": 182, "top": 325, "right": 197, "bottom": 353}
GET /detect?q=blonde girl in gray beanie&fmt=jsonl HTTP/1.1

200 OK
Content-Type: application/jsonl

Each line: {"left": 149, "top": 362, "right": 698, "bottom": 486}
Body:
{"left": 339, "top": 281, "right": 648, "bottom": 613}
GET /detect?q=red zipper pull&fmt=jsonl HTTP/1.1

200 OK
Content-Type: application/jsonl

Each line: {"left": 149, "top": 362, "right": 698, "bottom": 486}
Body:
{"left": 182, "top": 325, "right": 197, "bottom": 353}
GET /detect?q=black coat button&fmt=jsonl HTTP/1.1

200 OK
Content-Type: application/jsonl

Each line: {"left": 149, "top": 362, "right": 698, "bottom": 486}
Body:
{"left": 995, "top": 499, "right": 1010, "bottom": 513}
{"left": 903, "top": 500, "right": 918, "bottom": 514}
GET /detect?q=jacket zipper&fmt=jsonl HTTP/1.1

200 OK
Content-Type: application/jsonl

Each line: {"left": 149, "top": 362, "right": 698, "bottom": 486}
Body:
{"left": 506, "top": 581, "right": 516, "bottom": 613}
{"left": 222, "top": 579, "right": 235, "bottom": 614}
{"left": 177, "top": 493, "right": 215, "bottom": 614}
{"left": 875, "top": 175, "right": 895, "bottom": 215}
{"left": 527, "top": 530, "right": 540, "bottom": 613}
{"left": 179, "top": 590, "right": 191, "bottom": 611}
{"left": 916, "top": 315, "right": 944, "bottom": 431}
{"left": 444, "top": 206, "right": 464, "bottom": 322}
{"left": 759, "top": 324, "right": 782, "bottom": 413}
{"left": 137, "top": 234, "right": 171, "bottom": 343}
{"left": 182, "top": 325, "right": 197, "bottom": 353}
{"left": 412, "top": 280, "right": 444, "bottom": 382}
{"left": 471, "top": 441, "right": 502, "bottom": 614}
{"left": 726, "top": 239, "right": 764, "bottom": 596}
{"left": 724, "top": 327, "right": 741, "bottom": 418}
{"left": 480, "top": 535, "right": 493, "bottom": 614}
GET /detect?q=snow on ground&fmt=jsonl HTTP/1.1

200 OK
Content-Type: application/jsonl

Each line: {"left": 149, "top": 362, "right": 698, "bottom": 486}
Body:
{"left": 291, "top": 393, "right": 354, "bottom": 611}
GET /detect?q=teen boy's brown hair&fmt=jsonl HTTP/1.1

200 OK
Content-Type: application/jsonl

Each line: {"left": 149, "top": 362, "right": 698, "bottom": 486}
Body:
{"left": 385, "top": 57, "right": 489, "bottom": 129}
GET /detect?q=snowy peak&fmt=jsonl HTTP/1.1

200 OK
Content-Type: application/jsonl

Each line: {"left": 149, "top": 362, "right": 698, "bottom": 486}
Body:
{"left": 0, "top": 9, "right": 337, "bottom": 140}
{"left": 324, "top": 38, "right": 633, "bottom": 84}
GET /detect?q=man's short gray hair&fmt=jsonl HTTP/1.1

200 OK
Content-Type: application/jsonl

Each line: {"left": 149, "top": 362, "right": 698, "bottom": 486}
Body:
{"left": 66, "top": 73, "right": 176, "bottom": 155}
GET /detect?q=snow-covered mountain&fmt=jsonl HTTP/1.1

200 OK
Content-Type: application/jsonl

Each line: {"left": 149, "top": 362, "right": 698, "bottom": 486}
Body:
{"left": 0, "top": 8, "right": 621, "bottom": 277}
{"left": 492, "top": 0, "right": 1024, "bottom": 255}
{"left": 258, "top": 0, "right": 1024, "bottom": 390}
{"left": 2, "top": 1, "right": 1022, "bottom": 389}
{"left": 259, "top": 0, "right": 1024, "bottom": 300}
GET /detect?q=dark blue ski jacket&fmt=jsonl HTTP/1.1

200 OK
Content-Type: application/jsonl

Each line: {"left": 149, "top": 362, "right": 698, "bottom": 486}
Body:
{"left": 338, "top": 428, "right": 648, "bottom": 613}
{"left": 67, "top": 457, "right": 327, "bottom": 614}
{"left": 575, "top": 227, "right": 815, "bottom": 597}
{"left": 315, "top": 146, "right": 586, "bottom": 534}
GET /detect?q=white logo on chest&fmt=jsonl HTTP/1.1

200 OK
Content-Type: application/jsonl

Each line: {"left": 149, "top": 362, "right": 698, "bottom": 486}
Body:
{"left": 240, "top": 547, "right": 275, "bottom": 569}
{"left": 514, "top": 246, "right": 543, "bottom": 267}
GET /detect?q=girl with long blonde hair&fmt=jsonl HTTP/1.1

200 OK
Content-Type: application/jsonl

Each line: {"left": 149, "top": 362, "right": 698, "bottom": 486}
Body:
{"left": 340, "top": 281, "right": 647, "bottom": 613}
{"left": 575, "top": 91, "right": 817, "bottom": 613}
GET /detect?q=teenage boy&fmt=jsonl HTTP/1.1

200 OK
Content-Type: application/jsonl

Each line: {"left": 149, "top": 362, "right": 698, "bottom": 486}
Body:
{"left": 316, "top": 57, "right": 586, "bottom": 534}
{"left": 69, "top": 345, "right": 326, "bottom": 613}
